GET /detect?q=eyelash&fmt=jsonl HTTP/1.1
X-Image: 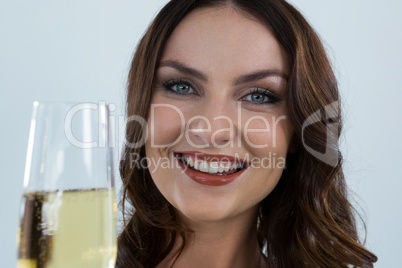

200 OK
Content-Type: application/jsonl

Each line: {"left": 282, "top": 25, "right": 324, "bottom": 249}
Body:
{"left": 243, "top": 88, "right": 281, "bottom": 105}
{"left": 161, "top": 79, "right": 281, "bottom": 105}
{"left": 162, "top": 79, "right": 196, "bottom": 97}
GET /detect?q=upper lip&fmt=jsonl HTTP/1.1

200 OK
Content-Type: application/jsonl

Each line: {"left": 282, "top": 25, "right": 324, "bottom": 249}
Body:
{"left": 174, "top": 151, "right": 250, "bottom": 165}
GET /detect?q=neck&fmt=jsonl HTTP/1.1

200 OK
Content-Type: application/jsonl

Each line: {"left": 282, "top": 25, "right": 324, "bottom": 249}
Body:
{"left": 157, "top": 206, "right": 266, "bottom": 268}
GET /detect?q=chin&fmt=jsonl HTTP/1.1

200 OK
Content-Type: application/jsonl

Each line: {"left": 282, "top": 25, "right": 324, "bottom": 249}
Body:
{"left": 173, "top": 195, "right": 245, "bottom": 224}
{"left": 178, "top": 208, "right": 233, "bottom": 223}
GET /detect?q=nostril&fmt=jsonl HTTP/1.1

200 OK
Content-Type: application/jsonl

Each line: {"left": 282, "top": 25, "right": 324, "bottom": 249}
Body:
{"left": 186, "top": 115, "right": 235, "bottom": 148}
{"left": 193, "top": 131, "right": 212, "bottom": 146}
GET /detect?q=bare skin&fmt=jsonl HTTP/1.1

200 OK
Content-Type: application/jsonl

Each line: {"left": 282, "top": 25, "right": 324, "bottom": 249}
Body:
{"left": 157, "top": 206, "right": 267, "bottom": 268}
{"left": 147, "top": 5, "right": 291, "bottom": 268}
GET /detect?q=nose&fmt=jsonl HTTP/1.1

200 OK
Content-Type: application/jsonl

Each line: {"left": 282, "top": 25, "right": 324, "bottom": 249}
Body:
{"left": 186, "top": 100, "right": 238, "bottom": 148}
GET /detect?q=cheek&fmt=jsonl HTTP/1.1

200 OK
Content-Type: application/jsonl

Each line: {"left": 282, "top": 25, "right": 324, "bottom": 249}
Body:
{"left": 242, "top": 114, "right": 292, "bottom": 157}
{"left": 147, "top": 104, "right": 185, "bottom": 146}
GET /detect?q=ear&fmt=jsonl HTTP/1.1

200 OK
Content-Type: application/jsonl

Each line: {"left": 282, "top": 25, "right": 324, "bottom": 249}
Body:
{"left": 288, "top": 134, "right": 299, "bottom": 154}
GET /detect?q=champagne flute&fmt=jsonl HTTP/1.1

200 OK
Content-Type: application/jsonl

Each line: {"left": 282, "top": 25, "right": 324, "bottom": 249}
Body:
{"left": 17, "top": 101, "right": 117, "bottom": 268}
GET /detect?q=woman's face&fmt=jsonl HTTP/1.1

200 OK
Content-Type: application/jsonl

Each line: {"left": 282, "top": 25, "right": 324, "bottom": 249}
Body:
{"left": 145, "top": 6, "right": 293, "bottom": 223}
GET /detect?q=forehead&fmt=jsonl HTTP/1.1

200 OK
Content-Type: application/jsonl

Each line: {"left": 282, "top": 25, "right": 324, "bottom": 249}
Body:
{"left": 160, "top": 6, "right": 289, "bottom": 77}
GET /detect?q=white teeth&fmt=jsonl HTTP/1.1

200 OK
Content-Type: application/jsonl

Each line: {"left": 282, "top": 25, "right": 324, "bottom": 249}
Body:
{"left": 208, "top": 162, "right": 219, "bottom": 174}
{"left": 194, "top": 160, "right": 199, "bottom": 170}
{"left": 218, "top": 164, "right": 225, "bottom": 173}
{"left": 187, "top": 157, "right": 194, "bottom": 167}
{"left": 223, "top": 163, "right": 231, "bottom": 172}
{"left": 199, "top": 160, "right": 209, "bottom": 172}
{"left": 180, "top": 154, "right": 244, "bottom": 174}
{"left": 230, "top": 163, "right": 242, "bottom": 170}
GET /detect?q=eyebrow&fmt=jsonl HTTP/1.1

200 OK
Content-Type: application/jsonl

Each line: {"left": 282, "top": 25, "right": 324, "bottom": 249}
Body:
{"left": 234, "top": 69, "right": 288, "bottom": 85}
{"left": 159, "top": 60, "right": 208, "bottom": 81}
{"left": 159, "top": 60, "right": 288, "bottom": 84}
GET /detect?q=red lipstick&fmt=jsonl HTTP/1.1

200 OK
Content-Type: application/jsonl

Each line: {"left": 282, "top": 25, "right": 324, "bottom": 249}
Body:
{"left": 174, "top": 151, "right": 249, "bottom": 186}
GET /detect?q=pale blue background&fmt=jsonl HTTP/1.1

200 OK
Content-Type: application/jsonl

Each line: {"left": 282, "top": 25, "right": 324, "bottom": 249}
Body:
{"left": 1, "top": 1, "right": 400, "bottom": 267}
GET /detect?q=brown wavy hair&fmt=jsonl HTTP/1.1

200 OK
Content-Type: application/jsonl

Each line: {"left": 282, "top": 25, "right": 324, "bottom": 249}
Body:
{"left": 116, "top": 0, "right": 378, "bottom": 267}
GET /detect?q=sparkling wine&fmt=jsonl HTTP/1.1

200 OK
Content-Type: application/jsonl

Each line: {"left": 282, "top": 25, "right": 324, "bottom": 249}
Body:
{"left": 17, "top": 189, "right": 117, "bottom": 268}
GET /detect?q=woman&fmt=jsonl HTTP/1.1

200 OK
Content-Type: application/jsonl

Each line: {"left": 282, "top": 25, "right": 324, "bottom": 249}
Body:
{"left": 117, "top": 0, "right": 377, "bottom": 267}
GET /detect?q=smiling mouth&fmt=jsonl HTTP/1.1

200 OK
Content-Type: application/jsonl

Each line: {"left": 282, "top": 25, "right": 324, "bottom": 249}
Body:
{"left": 174, "top": 153, "right": 247, "bottom": 176}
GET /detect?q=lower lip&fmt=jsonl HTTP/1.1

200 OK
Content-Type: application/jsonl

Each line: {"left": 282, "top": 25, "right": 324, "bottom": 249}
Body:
{"left": 176, "top": 157, "right": 247, "bottom": 186}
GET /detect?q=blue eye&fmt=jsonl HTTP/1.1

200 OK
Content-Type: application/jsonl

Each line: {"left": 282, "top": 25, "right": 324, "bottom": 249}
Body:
{"left": 174, "top": 83, "right": 192, "bottom": 93}
{"left": 161, "top": 80, "right": 280, "bottom": 105}
{"left": 163, "top": 80, "right": 195, "bottom": 95}
{"left": 242, "top": 88, "right": 280, "bottom": 105}
{"left": 245, "top": 92, "right": 268, "bottom": 103}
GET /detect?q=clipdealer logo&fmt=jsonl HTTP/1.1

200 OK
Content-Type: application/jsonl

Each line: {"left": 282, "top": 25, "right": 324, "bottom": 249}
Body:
{"left": 301, "top": 101, "right": 340, "bottom": 167}
{"left": 63, "top": 101, "right": 341, "bottom": 167}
